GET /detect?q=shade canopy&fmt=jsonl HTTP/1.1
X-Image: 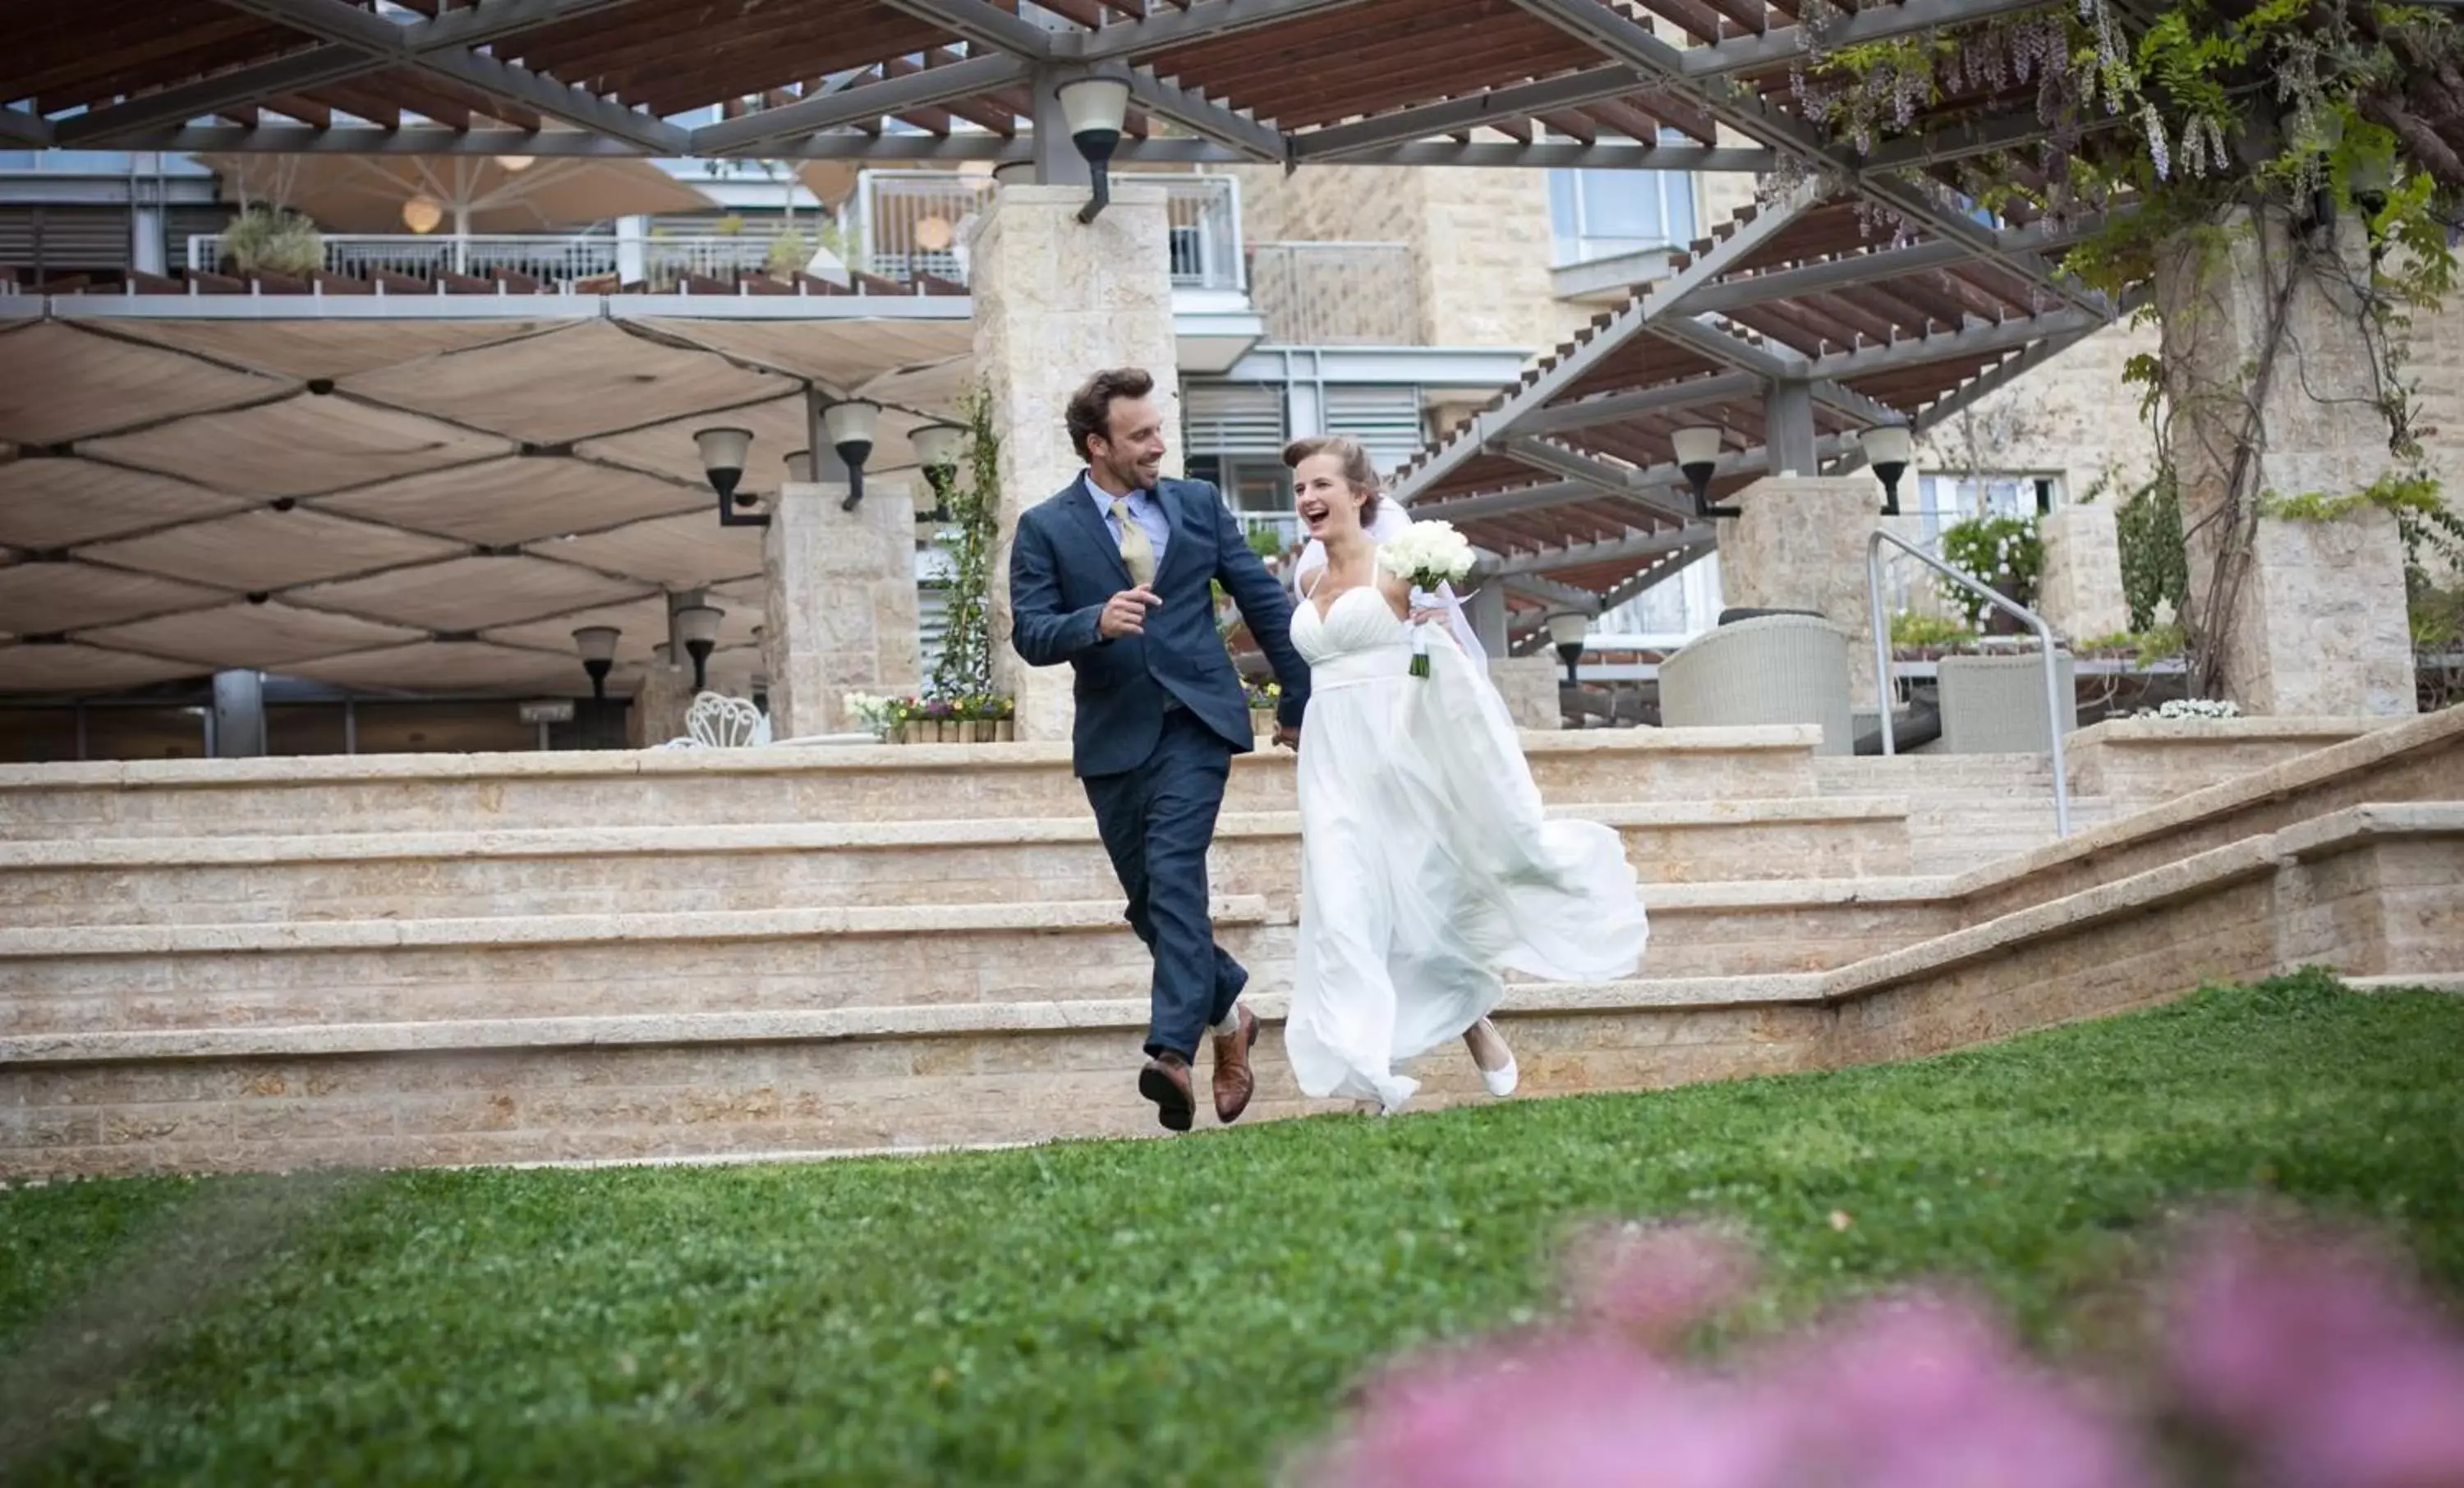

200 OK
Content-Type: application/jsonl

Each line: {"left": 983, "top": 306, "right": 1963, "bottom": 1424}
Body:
{"left": 198, "top": 153, "right": 716, "bottom": 235}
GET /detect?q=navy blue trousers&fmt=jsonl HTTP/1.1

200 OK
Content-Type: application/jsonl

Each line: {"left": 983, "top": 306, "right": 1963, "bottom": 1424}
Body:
{"left": 1082, "top": 708, "right": 1247, "bottom": 1060}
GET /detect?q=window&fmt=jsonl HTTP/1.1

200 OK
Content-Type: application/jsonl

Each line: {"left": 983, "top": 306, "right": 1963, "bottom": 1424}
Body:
{"left": 1547, "top": 135, "right": 1699, "bottom": 266}
{"left": 1915, "top": 472, "right": 2063, "bottom": 540}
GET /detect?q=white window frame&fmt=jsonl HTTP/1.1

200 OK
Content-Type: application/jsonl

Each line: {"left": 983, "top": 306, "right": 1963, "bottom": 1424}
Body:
{"left": 1915, "top": 471, "right": 2064, "bottom": 541}
{"left": 1545, "top": 129, "right": 1700, "bottom": 268}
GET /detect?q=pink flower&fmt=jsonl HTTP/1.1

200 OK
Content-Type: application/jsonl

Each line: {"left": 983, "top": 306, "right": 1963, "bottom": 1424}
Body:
{"left": 1561, "top": 1220, "right": 1758, "bottom": 1345}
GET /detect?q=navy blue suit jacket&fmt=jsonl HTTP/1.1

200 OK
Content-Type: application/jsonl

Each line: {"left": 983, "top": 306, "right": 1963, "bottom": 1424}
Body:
{"left": 1009, "top": 476, "right": 1311, "bottom": 778}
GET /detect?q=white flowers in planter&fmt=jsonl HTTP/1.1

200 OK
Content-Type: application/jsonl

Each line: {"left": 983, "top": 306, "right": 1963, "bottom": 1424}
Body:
{"left": 842, "top": 691, "right": 899, "bottom": 738}
{"left": 2138, "top": 697, "right": 2242, "bottom": 721}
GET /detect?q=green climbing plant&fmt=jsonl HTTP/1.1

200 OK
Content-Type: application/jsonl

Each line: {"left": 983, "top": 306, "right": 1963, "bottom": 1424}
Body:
{"left": 928, "top": 382, "right": 1002, "bottom": 704}
{"left": 2113, "top": 472, "right": 2191, "bottom": 632}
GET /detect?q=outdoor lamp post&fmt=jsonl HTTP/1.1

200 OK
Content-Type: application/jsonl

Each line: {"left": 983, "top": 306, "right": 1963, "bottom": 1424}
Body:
{"left": 1056, "top": 76, "right": 1131, "bottom": 224}
{"left": 1859, "top": 423, "right": 1914, "bottom": 517}
{"left": 674, "top": 604, "right": 724, "bottom": 692}
{"left": 1546, "top": 611, "right": 1589, "bottom": 686}
{"left": 1672, "top": 426, "right": 1738, "bottom": 519}
{"left": 571, "top": 625, "right": 620, "bottom": 700}
{"left": 693, "top": 425, "right": 773, "bottom": 527}
{"left": 823, "top": 398, "right": 879, "bottom": 512}
{"left": 910, "top": 420, "right": 967, "bottom": 521}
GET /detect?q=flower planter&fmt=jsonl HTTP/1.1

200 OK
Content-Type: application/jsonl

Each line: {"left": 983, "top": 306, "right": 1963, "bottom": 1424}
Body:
{"left": 1249, "top": 708, "right": 1276, "bottom": 738}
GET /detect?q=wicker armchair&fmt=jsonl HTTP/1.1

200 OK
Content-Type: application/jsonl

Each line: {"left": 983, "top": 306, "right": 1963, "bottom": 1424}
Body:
{"left": 1935, "top": 650, "right": 2079, "bottom": 754}
{"left": 1658, "top": 613, "right": 1855, "bottom": 755}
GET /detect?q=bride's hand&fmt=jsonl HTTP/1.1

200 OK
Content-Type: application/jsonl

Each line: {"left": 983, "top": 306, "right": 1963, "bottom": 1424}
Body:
{"left": 1406, "top": 607, "right": 1450, "bottom": 627}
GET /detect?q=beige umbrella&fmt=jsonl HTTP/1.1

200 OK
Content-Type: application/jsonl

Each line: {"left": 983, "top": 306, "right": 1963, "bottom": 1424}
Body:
{"left": 199, "top": 154, "right": 717, "bottom": 239}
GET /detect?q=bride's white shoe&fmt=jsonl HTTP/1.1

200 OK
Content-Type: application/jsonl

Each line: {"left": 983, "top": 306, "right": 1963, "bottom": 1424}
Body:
{"left": 1465, "top": 1017, "right": 1519, "bottom": 1098}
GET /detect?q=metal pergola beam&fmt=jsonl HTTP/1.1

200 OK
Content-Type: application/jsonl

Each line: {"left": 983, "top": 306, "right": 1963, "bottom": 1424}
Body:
{"left": 1589, "top": 541, "right": 1715, "bottom": 614}
{"left": 57, "top": 0, "right": 642, "bottom": 145}
{"left": 1802, "top": 308, "right": 2102, "bottom": 381}
{"left": 1125, "top": 71, "right": 1287, "bottom": 162}
{"left": 1681, "top": 0, "right": 2053, "bottom": 80}
{"left": 1520, "top": 372, "right": 1763, "bottom": 434}
{"left": 1499, "top": 438, "right": 1700, "bottom": 525}
{"left": 876, "top": 0, "right": 1064, "bottom": 55}
{"left": 1503, "top": 572, "right": 1609, "bottom": 613}
{"left": 1291, "top": 65, "right": 1648, "bottom": 160}
{"left": 692, "top": 56, "right": 1034, "bottom": 153}
{"left": 1070, "top": 0, "right": 1375, "bottom": 60}
{"left": 1493, "top": 523, "right": 1713, "bottom": 577}
{"left": 1, "top": 108, "right": 55, "bottom": 146}
{"left": 1331, "top": 142, "right": 1776, "bottom": 171}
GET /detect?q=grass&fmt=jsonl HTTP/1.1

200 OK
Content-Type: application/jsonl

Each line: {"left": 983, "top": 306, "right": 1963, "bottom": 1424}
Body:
{"left": 4, "top": 972, "right": 2462, "bottom": 1486}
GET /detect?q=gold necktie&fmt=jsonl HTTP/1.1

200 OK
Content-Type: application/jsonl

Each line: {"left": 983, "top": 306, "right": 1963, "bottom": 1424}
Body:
{"left": 1112, "top": 496, "right": 1157, "bottom": 587}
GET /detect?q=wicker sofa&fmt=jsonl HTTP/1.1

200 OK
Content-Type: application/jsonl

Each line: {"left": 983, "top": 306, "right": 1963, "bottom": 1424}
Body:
{"left": 1657, "top": 612, "right": 1855, "bottom": 755}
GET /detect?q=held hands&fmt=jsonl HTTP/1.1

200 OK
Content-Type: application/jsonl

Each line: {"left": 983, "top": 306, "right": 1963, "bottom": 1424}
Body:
{"left": 1274, "top": 723, "right": 1301, "bottom": 754}
{"left": 1098, "top": 586, "right": 1162, "bottom": 639}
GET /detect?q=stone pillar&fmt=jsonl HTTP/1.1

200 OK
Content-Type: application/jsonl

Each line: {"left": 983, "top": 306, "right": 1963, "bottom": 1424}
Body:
{"left": 625, "top": 646, "right": 693, "bottom": 747}
{"left": 761, "top": 478, "right": 921, "bottom": 739}
{"left": 2037, "top": 503, "right": 2131, "bottom": 642}
{"left": 1716, "top": 475, "right": 1891, "bottom": 711}
{"left": 975, "top": 181, "right": 1179, "bottom": 742}
{"left": 2155, "top": 208, "right": 2416, "bottom": 715}
{"left": 1489, "top": 654, "right": 1562, "bottom": 730}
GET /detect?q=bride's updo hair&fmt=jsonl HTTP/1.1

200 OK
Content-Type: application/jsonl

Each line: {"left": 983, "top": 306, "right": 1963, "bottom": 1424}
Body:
{"left": 1282, "top": 434, "right": 1381, "bottom": 521}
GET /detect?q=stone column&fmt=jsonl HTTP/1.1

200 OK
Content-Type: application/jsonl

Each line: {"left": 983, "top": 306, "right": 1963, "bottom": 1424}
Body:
{"left": 761, "top": 478, "right": 921, "bottom": 740}
{"left": 625, "top": 646, "right": 693, "bottom": 747}
{"left": 1716, "top": 475, "right": 1891, "bottom": 711}
{"left": 2155, "top": 208, "right": 2416, "bottom": 715}
{"left": 974, "top": 181, "right": 1179, "bottom": 743}
{"left": 2037, "top": 503, "right": 2131, "bottom": 642}
{"left": 1489, "top": 654, "right": 1563, "bottom": 730}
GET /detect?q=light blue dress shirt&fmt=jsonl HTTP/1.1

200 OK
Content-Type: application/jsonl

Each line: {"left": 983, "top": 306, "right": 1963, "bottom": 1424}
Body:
{"left": 1083, "top": 471, "right": 1170, "bottom": 574}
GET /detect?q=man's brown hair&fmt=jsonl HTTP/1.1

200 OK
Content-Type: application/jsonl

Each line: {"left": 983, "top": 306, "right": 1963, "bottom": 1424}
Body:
{"left": 1066, "top": 367, "right": 1156, "bottom": 461}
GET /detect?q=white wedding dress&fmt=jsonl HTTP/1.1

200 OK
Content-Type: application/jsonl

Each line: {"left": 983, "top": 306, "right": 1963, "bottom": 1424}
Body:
{"left": 1282, "top": 580, "right": 1650, "bottom": 1113}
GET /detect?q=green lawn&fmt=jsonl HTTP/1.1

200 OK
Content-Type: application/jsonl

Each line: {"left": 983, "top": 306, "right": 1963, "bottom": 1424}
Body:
{"left": 5, "top": 972, "right": 2462, "bottom": 1486}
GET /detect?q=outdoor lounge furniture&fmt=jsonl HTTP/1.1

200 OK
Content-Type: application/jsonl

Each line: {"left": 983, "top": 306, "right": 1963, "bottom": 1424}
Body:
{"left": 1936, "top": 650, "right": 2079, "bottom": 754}
{"left": 1658, "top": 612, "right": 1855, "bottom": 755}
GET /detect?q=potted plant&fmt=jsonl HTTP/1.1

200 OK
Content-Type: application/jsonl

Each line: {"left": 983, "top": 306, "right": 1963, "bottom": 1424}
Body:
{"left": 1938, "top": 515, "right": 2043, "bottom": 636}
{"left": 219, "top": 206, "right": 324, "bottom": 278}
{"left": 1244, "top": 679, "right": 1281, "bottom": 738}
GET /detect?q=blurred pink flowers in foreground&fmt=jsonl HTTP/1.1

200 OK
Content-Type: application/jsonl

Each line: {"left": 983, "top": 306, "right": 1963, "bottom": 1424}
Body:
{"left": 1302, "top": 1214, "right": 2464, "bottom": 1488}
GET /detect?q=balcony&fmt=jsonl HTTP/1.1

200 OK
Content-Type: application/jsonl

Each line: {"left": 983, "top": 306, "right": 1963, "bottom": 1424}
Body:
{"left": 182, "top": 231, "right": 898, "bottom": 295}
{"left": 1248, "top": 243, "right": 1419, "bottom": 346}
{"left": 853, "top": 169, "right": 1244, "bottom": 292}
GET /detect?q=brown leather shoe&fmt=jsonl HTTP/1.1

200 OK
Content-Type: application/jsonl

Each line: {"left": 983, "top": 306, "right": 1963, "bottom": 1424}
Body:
{"left": 1211, "top": 1005, "right": 1260, "bottom": 1125}
{"left": 1138, "top": 1053, "right": 1196, "bottom": 1132}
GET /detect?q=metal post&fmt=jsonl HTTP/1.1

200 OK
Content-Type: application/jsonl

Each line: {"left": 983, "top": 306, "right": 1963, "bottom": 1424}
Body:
{"left": 1030, "top": 67, "right": 1092, "bottom": 187}
{"left": 1867, "top": 529, "right": 2071, "bottom": 838}
{"left": 1868, "top": 536, "right": 1896, "bottom": 758}
{"left": 1764, "top": 379, "right": 1818, "bottom": 477}
{"left": 210, "top": 669, "right": 266, "bottom": 758}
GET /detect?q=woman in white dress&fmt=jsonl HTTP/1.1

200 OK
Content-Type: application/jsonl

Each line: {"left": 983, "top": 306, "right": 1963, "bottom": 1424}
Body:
{"left": 1280, "top": 436, "right": 1650, "bottom": 1115}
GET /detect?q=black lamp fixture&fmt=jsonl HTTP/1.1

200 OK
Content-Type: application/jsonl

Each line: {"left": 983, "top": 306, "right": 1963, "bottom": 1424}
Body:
{"left": 910, "top": 420, "right": 968, "bottom": 521}
{"left": 823, "top": 398, "right": 880, "bottom": 512}
{"left": 692, "top": 425, "right": 770, "bottom": 527}
{"left": 1056, "top": 75, "right": 1132, "bottom": 224}
{"left": 674, "top": 603, "right": 724, "bottom": 692}
{"left": 750, "top": 668, "right": 770, "bottom": 715}
{"left": 571, "top": 625, "right": 620, "bottom": 700}
{"left": 1546, "top": 611, "right": 1590, "bottom": 686}
{"left": 991, "top": 159, "right": 1037, "bottom": 187}
{"left": 1671, "top": 426, "right": 1740, "bottom": 519}
{"left": 1859, "top": 423, "right": 1914, "bottom": 517}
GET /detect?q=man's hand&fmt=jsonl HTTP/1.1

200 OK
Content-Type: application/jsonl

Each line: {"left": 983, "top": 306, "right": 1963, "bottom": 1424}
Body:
{"left": 1274, "top": 723, "right": 1301, "bottom": 753}
{"left": 1097, "top": 586, "right": 1162, "bottom": 639}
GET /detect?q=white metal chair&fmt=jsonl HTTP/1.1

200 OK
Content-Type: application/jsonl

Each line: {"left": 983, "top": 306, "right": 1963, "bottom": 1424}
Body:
{"left": 661, "top": 692, "right": 768, "bottom": 750}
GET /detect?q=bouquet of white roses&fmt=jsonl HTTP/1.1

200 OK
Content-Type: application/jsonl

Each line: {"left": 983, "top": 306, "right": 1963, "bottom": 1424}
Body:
{"left": 1377, "top": 519, "right": 1477, "bottom": 677}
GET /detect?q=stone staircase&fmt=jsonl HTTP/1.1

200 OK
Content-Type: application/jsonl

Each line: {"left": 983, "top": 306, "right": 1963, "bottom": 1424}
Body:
{"left": 2, "top": 713, "right": 2457, "bottom": 1178}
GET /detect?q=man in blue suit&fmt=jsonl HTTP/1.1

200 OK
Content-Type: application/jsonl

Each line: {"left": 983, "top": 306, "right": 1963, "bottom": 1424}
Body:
{"left": 1008, "top": 367, "right": 1312, "bottom": 1132}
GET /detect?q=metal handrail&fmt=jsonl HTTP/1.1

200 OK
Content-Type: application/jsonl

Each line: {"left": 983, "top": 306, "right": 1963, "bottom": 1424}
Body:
{"left": 1865, "top": 527, "right": 2071, "bottom": 839}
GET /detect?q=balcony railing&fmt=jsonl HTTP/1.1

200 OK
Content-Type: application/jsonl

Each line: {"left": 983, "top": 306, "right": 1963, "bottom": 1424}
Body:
{"left": 853, "top": 170, "right": 1243, "bottom": 292}
{"left": 185, "top": 232, "right": 802, "bottom": 290}
{"left": 1246, "top": 241, "right": 1418, "bottom": 346}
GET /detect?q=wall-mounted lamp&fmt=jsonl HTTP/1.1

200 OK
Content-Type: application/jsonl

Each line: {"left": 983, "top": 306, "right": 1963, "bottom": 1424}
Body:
{"left": 1859, "top": 423, "right": 1914, "bottom": 517}
{"left": 1056, "top": 76, "right": 1131, "bottom": 225}
{"left": 1545, "top": 611, "right": 1590, "bottom": 687}
{"left": 673, "top": 604, "right": 724, "bottom": 692}
{"left": 823, "top": 399, "right": 880, "bottom": 512}
{"left": 784, "top": 449, "right": 814, "bottom": 484}
{"left": 1671, "top": 427, "right": 1740, "bottom": 519}
{"left": 571, "top": 625, "right": 620, "bottom": 700}
{"left": 692, "top": 425, "right": 772, "bottom": 527}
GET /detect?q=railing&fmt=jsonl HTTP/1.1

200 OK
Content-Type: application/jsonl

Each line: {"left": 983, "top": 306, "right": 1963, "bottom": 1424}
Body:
{"left": 186, "top": 232, "right": 797, "bottom": 288}
{"left": 1232, "top": 510, "right": 1303, "bottom": 548}
{"left": 853, "top": 170, "right": 1243, "bottom": 292}
{"left": 1867, "top": 528, "right": 2071, "bottom": 838}
{"left": 1248, "top": 242, "right": 1418, "bottom": 345}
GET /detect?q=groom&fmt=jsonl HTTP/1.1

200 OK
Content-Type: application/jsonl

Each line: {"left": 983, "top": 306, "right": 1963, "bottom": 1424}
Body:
{"left": 1008, "top": 367, "right": 1312, "bottom": 1132}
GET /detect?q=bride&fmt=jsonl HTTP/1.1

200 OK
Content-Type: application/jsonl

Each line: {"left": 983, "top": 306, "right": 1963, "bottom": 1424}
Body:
{"left": 1280, "top": 435, "right": 1650, "bottom": 1115}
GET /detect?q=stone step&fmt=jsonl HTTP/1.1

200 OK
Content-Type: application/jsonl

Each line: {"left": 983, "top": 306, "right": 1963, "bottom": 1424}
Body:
{"left": 0, "top": 872, "right": 1968, "bottom": 1037}
{"left": 7, "top": 800, "right": 2453, "bottom": 1176}
{"left": 0, "top": 727, "right": 1830, "bottom": 841}
{"left": 0, "top": 797, "right": 1923, "bottom": 927}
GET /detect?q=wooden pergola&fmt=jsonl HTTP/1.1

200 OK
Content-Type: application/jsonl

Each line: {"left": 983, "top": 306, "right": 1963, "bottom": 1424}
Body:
{"left": 4, "top": 0, "right": 2122, "bottom": 664}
